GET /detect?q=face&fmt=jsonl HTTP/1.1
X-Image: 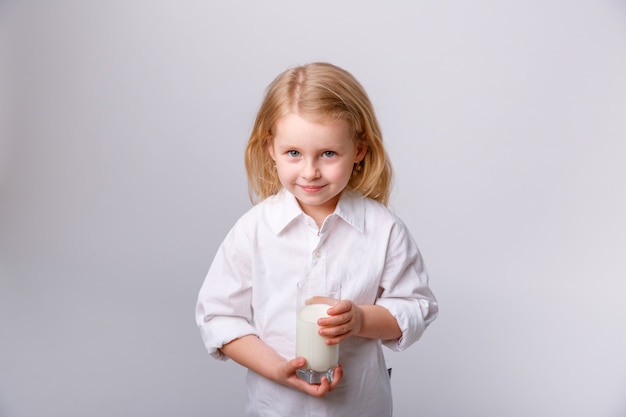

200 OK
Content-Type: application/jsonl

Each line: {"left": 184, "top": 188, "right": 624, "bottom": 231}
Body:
{"left": 268, "top": 113, "right": 366, "bottom": 224}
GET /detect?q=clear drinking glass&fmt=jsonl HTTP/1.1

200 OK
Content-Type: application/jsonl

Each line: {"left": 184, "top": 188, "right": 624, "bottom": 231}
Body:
{"left": 295, "top": 278, "right": 342, "bottom": 384}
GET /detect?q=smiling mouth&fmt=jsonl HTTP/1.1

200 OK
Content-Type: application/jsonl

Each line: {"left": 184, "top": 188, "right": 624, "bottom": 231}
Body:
{"left": 298, "top": 184, "right": 326, "bottom": 193}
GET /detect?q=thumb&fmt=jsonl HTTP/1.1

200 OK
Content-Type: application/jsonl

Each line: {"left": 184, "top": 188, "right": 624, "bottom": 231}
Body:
{"left": 288, "top": 356, "right": 307, "bottom": 371}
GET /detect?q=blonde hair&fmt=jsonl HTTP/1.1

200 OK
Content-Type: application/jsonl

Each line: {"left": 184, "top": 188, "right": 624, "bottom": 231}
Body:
{"left": 245, "top": 62, "right": 393, "bottom": 205}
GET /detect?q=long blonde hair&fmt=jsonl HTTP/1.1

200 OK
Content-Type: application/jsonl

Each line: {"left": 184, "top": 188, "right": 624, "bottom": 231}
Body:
{"left": 245, "top": 62, "right": 393, "bottom": 205}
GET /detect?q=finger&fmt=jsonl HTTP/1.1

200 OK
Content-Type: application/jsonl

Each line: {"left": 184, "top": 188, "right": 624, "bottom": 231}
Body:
{"left": 317, "top": 376, "right": 331, "bottom": 394}
{"left": 329, "top": 365, "right": 343, "bottom": 390}
{"left": 325, "top": 333, "right": 349, "bottom": 345}
{"left": 319, "top": 322, "right": 352, "bottom": 339}
{"left": 281, "top": 357, "right": 305, "bottom": 379}
{"left": 280, "top": 357, "right": 305, "bottom": 383}
{"left": 288, "top": 356, "right": 307, "bottom": 372}
{"left": 295, "top": 376, "right": 330, "bottom": 398}
{"left": 288, "top": 373, "right": 323, "bottom": 395}
{"left": 319, "top": 311, "right": 354, "bottom": 329}
{"left": 327, "top": 300, "right": 351, "bottom": 315}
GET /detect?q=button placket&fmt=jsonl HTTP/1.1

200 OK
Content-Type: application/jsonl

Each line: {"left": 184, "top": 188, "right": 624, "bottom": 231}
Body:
{"left": 312, "top": 247, "right": 326, "bottom": 278}
{"left": 303, "top": 214, "right": 326, "bottom": 277}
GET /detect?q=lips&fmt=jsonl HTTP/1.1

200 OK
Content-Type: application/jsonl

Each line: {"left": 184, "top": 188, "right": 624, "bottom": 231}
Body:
{"left": 298, "top": 184, "right": 326, "bottom": 193}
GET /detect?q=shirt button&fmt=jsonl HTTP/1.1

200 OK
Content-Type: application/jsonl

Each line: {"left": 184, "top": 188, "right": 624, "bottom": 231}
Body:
{"left": 315, "top": 251, "right": 321, "bottom": 258}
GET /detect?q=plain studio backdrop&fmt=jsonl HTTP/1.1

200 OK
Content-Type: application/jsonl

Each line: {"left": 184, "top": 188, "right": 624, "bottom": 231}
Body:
{"left": 1, "top": 1, "right": 625, "bottom": 416}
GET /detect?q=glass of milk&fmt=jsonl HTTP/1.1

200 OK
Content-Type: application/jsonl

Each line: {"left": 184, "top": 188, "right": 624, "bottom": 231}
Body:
{"left": 295, "top": 278, "right": 342, "bottom": 384}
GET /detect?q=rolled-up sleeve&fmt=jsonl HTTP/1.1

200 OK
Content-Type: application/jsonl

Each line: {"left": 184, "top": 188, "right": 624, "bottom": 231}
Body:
{"left": 195, "top": 223, "right": 258, "bottom": 360}
{"left": 376, "top": 219, "right": 438, "bottom": 352}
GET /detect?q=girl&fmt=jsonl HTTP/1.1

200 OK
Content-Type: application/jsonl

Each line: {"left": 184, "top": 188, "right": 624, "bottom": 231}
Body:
{"left": 196, "top": 62, "right": 438, "bottom": 416}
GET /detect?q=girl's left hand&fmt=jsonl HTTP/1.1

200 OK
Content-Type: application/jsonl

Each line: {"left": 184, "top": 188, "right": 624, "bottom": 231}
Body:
{"left": 317, "top": 300, "right": 362, "bottom": 345}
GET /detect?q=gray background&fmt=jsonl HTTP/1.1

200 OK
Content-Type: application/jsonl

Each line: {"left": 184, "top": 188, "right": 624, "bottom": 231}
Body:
{"left": 1, "top": 1, "right": 625, "bottom": 416}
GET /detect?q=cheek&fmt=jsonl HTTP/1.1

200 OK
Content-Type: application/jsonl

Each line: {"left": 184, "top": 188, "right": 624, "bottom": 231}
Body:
{"left": 275, "top": 162, "right": 296, "bottom": 180}
{"left": 328, "top": 161, "right": 354, "bottom": 181}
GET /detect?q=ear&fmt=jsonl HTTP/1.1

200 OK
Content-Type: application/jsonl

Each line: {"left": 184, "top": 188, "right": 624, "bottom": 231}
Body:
{"left": 355, "top": 143, "right": 368, "bottom": 163}
{"left": 266, "top": 137, "right": 276, "bottom": 161}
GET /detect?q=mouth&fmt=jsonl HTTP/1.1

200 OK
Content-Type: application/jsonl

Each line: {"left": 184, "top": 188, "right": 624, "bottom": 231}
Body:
{"left": 298, "top": 184, "right": 326, "bottom": 193}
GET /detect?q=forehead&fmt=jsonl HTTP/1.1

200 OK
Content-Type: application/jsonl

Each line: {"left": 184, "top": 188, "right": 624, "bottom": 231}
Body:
{"left": 274, "top": 113, "right": 353, "bottom": 145}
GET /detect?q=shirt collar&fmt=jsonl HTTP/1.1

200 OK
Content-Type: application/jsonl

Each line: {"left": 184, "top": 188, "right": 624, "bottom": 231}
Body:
{"left": 334, "top": 190, "right": 365, "bottom": 233}
{"left": 267, "top": 189, "right": 365, "bottom": 235}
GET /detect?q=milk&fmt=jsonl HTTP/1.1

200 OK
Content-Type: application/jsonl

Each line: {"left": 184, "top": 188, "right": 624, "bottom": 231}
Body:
{"left": 296, "top": 303, "right": 339, "bottom": 372}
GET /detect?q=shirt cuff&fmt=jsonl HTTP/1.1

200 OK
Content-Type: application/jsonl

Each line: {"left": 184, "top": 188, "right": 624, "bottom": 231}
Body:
{"left": 376, "top": 298, "right": 427, "bottom": 352}
{"left": 199, "top": 316, "right": 258, "bottom": 360}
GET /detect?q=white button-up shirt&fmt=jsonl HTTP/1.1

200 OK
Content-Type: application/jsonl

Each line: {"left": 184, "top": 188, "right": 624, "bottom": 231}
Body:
{"left": 196, "top": 189, "right": 438, "bottom": 417}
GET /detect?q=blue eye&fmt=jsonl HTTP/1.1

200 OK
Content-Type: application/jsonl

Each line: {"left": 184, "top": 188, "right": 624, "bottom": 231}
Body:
{"left": 287, "top": 150, "right": 301, "bottom": 157}
{"left": 322, "top": 151, "right": 336, "bottom": 158}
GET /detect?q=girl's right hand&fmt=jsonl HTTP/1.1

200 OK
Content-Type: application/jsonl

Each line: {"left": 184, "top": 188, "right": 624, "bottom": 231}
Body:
{"left": 220, "top": 335, "right": 342, "bottom": 398}
{"left": 279, "top": 357, "right": 343, "bottom": 398}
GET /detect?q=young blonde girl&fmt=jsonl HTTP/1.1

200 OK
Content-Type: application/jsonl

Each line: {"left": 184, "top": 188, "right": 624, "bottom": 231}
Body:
{"left": 245, "top": 62, "right": 391, "bottom": 206}
{"left": 196, "top": 62, "right": 438, "bottom": 417}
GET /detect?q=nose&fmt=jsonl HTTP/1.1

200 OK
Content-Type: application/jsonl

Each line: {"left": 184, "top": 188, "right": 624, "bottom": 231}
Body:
{"left": 301, "top": 158, "right": 320, "bottom": 180}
